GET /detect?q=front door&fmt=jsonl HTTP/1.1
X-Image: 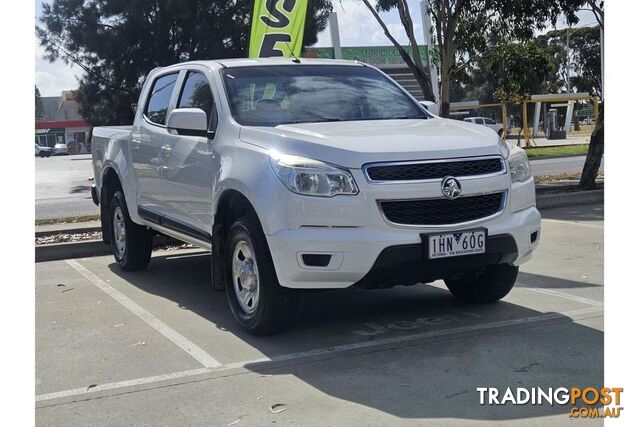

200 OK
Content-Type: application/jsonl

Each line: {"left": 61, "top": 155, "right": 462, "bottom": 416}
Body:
{"left": 161, "top": 69, "right": 217, "bottom": 237}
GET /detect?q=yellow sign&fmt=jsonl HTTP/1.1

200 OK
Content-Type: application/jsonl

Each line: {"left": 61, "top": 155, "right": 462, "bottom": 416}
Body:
{"left": 249, "top": 0, "right": 308, "bottom": 58}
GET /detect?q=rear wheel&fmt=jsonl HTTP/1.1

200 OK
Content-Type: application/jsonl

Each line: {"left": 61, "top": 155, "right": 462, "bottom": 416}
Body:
{"left": 445, "top": 264, "right": 518, "bottom": 303}
{"left": 224, "top": 216, "right": 298, "bottom": 335}
{"left": 109, "top": 191, "right": 152, "bottom": 271}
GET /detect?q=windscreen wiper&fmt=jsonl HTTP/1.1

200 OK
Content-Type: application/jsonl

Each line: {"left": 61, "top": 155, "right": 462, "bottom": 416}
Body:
{"left": 388, "top": 115, "right": 428, "bottom": 120}
{"left": 290, "top": 117, "right": 343, "bottom": 124}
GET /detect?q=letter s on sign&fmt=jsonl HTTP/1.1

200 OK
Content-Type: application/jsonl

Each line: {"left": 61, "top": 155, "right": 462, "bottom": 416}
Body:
{"left": 261, "top": 0, "right": 296, "bottom": 28}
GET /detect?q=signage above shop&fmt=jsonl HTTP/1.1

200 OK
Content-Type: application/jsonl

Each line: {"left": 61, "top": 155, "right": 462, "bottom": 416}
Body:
{"left": 303, "top": 45, "right": 429, "bottom": 66}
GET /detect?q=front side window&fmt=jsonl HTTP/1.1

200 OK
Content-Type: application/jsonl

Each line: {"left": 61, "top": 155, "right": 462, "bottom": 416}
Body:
{"left": 222, "top": 65, "right": 427, "bottom": 126}
{"left": 178, "top": 72, "right": 215, "bottom": 127}
{"left": 145, "top": 73, "right": 179, "bottom": 125}
{"left": 485, "top": 118, "right": 496, "bottom": 125}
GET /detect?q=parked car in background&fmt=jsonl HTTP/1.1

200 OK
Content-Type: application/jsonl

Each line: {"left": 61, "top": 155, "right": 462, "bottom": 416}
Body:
{"left": 53, "top": 143, "right": 69, "bottom": 155}
{"left": 464, "top": 117, "right": 510, "bottom": 136}
{"left": 35, "top": 144, "right": 53, "bottom": 158}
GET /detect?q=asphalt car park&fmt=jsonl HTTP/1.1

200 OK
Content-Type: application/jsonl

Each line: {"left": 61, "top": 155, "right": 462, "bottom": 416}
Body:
{"left": 35, "top": 203, "right": 603, "bottom": 425}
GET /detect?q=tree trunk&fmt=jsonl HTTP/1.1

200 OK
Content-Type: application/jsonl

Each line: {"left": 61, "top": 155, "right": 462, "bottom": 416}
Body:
{"left": 439, "top": 38, "right": 455, "bottom": 118}
{"left": 440, "top": 72, "right": 451, "bottom": 118}
{"left": 579, "top": 103, "right": 604, "bottom": 189}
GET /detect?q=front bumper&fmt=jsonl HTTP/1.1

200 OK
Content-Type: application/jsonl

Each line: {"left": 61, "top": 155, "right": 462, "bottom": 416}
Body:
{"left": 266, "top": 205, "right": 541, "bottom": 289}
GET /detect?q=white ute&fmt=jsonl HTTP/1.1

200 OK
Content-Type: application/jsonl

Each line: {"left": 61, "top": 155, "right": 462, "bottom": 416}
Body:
{"left": 91, "top": 58, "right": 540, "bottom": 334}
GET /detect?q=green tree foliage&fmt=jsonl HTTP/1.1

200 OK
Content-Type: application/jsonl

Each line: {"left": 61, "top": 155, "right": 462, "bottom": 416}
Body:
{"left": 486, "top": 42, "right": 555, "bottom": 104}
{"left": 538, "top": 26, "right": 601, "bottom": 96}
{"left": 368, "top": 0, "right": 582, "bottom": 117}
{"left": 35, "top": 86, "right": 45, "bottom": 119}
{"left": 37, "top": 0, "right": 332, "bottom": 126}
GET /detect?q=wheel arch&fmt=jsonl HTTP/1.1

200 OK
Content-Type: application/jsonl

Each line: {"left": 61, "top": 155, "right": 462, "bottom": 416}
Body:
{"left": 213, "top": 189, "right": 263, "bottom": 235}
{"left": 210, "top": 189, "right": 266, "bottom": 291}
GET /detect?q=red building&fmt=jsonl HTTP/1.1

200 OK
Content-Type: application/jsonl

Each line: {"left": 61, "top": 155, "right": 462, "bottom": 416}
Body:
{"left": 35, "top": 91, "right": 91, "bottom": 154}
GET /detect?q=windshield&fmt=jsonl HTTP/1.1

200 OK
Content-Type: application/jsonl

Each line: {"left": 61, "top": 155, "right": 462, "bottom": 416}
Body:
{"left": 222, "top": 65, "right": 427, "bottom": 126}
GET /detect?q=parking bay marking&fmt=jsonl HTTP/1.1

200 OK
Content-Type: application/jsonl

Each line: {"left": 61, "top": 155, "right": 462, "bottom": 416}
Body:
{"left": 65, "top": 259, "right": 222, "bottom": 369}
{"left": 36, "top": 302, "right": 602, "bottom": 406}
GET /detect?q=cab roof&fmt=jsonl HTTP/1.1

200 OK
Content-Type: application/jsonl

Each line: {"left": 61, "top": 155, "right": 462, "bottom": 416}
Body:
{"left": 158, "top": 57, "right": 365, "bottom": 72}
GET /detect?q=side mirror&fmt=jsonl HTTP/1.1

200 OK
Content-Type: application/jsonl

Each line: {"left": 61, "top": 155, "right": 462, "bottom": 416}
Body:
{"left": 166, "top": 108, "right": 208, "bottom": 137}
{"left": 419, "top": 101, "right": 439, "bottom": 116}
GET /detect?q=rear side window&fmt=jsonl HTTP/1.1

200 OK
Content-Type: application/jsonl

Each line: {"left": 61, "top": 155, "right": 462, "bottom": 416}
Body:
{"left": 474, "top": 118, "right": 483, "bottom": 124}
{"left": 178, "top": 72, "right": 215, "bottom": 128}
{"left": 145, "top": 73, "right": 179, "bottom": 125}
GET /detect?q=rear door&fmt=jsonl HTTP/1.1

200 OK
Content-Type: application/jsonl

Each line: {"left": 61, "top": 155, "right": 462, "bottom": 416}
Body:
{"left": 160, "top": 68, "right": 218, "bottom": 238}
{"left": 132, "top": 71, "right": 180, "bottom": 217}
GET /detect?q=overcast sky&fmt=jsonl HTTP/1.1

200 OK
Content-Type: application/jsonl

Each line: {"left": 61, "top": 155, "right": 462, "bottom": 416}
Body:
{"left": 35, "top": 0, "right": 598, "bottom": 96}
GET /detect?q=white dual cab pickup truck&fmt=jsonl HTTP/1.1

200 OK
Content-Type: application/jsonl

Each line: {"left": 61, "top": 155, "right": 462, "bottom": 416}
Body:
{"left": 91, "top": 58, "right": 540, "bottom": 335}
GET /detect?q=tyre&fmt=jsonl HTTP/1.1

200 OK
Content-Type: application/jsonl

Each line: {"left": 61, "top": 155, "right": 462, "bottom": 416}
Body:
{"left": 39, "top": 152, "right": 45, "bottom": 158}
{"left": 445, "top": 264, "right": 518, "bottom": 304}
{"left": 224, "top": 216, "right": 298, "bottom": 335}
{"left": 109, "top": 190, "right": 152, "bottom": 271}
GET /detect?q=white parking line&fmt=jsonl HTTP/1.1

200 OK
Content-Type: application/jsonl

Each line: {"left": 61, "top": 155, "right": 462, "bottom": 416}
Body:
{"left": 36, "top": 304, "right": 602, "bottom": 405}
{"left": 65, "top": 259, "right": 222, "bottom": 369}
{"left": 519, "top": 285, "right": 603, "bottom": 307}
{"left": 36, "top": 368, "right": 210, "bottom": 402}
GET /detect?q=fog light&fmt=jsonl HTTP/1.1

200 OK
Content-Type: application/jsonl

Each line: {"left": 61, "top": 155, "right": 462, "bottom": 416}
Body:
{"left": 301, "top": 254, "right": 332, "bottom": 267}
{"left": 530, "top": 230, "right": 539, "bottom": 244}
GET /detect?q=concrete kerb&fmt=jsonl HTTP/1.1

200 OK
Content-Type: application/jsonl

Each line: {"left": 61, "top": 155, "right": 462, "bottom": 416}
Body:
{"left": 536, "top": 189, "right": 603, "bottom": 210}
{"left": 36, "top": 235, "right": 181, "bottom": 263}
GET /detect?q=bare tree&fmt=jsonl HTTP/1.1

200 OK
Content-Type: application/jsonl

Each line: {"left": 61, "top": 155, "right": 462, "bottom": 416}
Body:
{"left": 361, "top": 0, "right": 435, "bottom": 102}
{"left": 362, "top": 0, "right": 582, "bottom": 117}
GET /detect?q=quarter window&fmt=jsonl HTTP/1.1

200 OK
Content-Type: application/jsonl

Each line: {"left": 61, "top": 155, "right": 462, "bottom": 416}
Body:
{"left": 177, "top": 72, "right": 215, "bottom": 127}
{"left": 145, "top": 73, "right": 179, "bottom": 125}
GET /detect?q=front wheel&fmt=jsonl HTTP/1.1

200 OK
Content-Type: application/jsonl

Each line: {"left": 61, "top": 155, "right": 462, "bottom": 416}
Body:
{"left": 445, "top": 264, "right": 518, "bottom": 304}
{"left": 109, "top": 191, "right": 152, "bottom": 271}
{"left": 224, "top": 216, "right": 298, "bottom": 335}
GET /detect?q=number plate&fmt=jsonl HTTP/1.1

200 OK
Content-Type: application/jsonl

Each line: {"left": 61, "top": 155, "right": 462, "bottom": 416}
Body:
{"left": 425, "top": 229, "right": 487, "bottom": 259}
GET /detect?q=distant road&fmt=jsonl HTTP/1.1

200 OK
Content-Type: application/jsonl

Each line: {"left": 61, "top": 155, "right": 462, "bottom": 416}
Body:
{"left": 35, "top": 154, "right": 98, "bottom": 220}
{"left": 530, "top": 155, "right": 603, "bottom": 176}
{"left": 35, "top": 154, "right": 603, "bottom": 221}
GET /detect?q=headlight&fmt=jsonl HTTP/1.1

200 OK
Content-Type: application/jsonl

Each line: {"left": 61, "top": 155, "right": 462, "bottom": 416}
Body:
{"left": 507, "top": 146, "right": 532, "bottom": 183}
{"left": 269, "top": 153, "right": 359, "bottom": 197}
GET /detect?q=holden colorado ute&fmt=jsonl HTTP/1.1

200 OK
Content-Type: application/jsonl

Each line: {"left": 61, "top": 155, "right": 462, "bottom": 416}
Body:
{"left": 91, "top": 58, "right": 540, "bottom": 335}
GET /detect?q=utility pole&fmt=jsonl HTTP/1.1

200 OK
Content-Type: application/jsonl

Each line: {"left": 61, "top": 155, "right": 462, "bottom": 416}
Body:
{"left": 329, "top": 12, "right": 342, "bottom": 60}
{"left": 566, "top": 25, "right": 571, "bottom": 93}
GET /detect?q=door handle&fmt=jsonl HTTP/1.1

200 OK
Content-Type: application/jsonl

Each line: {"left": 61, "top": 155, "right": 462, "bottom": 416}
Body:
{"left": 161, "top": 144, "right": 172, "bottom": 158}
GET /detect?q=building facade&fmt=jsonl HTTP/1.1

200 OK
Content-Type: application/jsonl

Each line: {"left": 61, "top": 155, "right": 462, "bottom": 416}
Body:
{"left": 35, "top": 91, "right": 91, "bottom": 154}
